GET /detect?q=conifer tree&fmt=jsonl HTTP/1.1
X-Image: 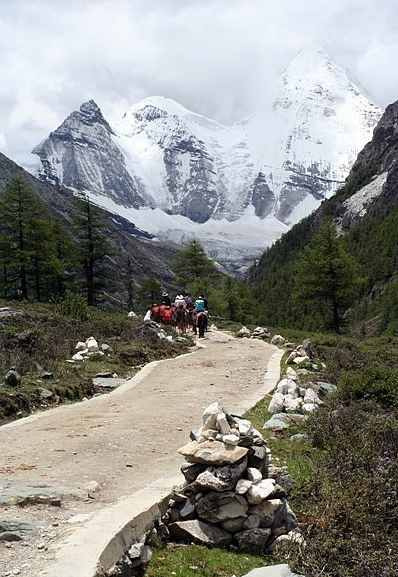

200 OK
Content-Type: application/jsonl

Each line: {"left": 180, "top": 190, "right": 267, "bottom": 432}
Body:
{"left": 296, "top": 220, "right": 362, "bottom": 332}
{"left": 74, "top": 193, "right": 111, "bottom": 306}
{"left": 174, "top": 240, "right": 216, "bottom": 288}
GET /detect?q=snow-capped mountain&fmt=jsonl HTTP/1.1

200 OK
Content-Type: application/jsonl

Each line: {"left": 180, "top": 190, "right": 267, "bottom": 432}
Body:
{"left": 32, "top": 48, "right": 382, "bottom": 272}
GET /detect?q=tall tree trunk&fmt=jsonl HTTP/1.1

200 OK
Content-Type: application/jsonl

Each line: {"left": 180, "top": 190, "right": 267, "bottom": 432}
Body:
{"left": 17, "top": 183, "right": 28, "bottom": 300}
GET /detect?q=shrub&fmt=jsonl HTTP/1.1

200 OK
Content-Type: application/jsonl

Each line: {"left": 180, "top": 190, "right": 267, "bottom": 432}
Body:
{"left": 291, "top": 402, "right": 398, "bottom": 577}
{"left": 55, "top": 291, "right": 91, "bottom": 321}
{"left": 338, "top": 366, "right": 398, "bottom": 408}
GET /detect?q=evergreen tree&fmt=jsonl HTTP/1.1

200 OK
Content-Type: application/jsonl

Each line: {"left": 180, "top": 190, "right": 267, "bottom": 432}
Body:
{"left": 125, "top": 255, "right": 135, "bottom": 310}
{"left": 0, "top": 176, "right": 63, "bottom": 301}
{"left": 295, "top": 221, "right": 362, "bottom": 332}
{"left": 74, "top": 193, "right": 111, "bottom": 306}
{"left": 139, "top": 278, "right": 161, "bottom": 305}
{"left": 174, "top": 240, "right": 216, "bottom": 288}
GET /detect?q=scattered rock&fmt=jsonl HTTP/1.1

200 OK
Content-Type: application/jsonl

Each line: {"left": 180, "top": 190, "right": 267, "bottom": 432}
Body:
{"left": 101, "top": 343, "right": 112, "bottom": 353}
{"left": 127, "top": 311, "right": 137, "bottom": 318}
{"left": 169, "top": 520, "right": 232, "bottom": 546}
{"left": 92, "top": 377, "right": 126, "bottom": 390}
{"left": 237, "top": 326, "right": 251, "bottom": 338}
{"left": 263, "top": 414, "right": 306, "bottom": 431}
{"left": 289, "top": 434, "right": 308, "bottom": 442}
{"left": 241, "top": 564, "right": 302, "bottom": 577}
{"left": 75, "top": 341, "right": 87, "bottom": 351}
{"left": 4, "top": 368, "right": 21, "bottom": 388}
{"left": 271, "top": 335, "right": 285, "bottom": 346}
{"left": 86, "top": 337, "right": 99, "bottom": 352}
{"left": 317, "top": 382, "right": 337, "bottom": 397}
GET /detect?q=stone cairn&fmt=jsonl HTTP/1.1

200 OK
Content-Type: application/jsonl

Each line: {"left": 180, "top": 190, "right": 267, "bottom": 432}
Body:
{"left": 162, "top": 402, "right": 299, "bottom": 554}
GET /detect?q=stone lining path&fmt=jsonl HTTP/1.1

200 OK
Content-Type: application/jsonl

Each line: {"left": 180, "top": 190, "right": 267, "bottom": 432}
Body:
{"left": 0, "top": 331, "right": 280, "bottom": 577}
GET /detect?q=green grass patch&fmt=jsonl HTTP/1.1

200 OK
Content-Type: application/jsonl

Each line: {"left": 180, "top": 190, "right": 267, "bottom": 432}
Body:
{"left": 146, "top": 545, "right": 273, "bottom": 577}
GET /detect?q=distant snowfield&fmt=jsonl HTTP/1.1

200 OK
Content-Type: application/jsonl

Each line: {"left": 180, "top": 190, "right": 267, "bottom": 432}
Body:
{"left": 87, "top": 191, "right": 288, "bottom": 271}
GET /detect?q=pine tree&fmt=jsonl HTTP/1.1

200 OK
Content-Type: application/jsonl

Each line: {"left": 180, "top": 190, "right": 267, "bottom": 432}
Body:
{"left": 74, "top": 193, "right": 111, "bottom": 306}
{"left": 174, "top": 240, "right": 216, "bottom": 288}
{"left": 0, "top": 175, "right": 64, "bottom": 301}
{"left": 139, "top": 278, "right": 161, "bottom": 305}
{"left": 295, "top": 220, "right": 362, "bottom": 332}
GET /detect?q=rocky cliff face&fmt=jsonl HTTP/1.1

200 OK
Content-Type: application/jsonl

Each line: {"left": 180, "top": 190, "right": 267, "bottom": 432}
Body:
{"left": 33, "top": 100, "right": 148, "bottom": 208}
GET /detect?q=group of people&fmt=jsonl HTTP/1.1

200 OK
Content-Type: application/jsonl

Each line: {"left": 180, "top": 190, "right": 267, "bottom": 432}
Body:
{"left": 148, "top": 291, "right": 209, "bottom": 337}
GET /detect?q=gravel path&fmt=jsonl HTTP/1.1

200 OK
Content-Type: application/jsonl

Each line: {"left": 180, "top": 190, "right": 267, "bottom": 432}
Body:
{"left": 0, "top": 330, "right": 279, "bottom": 577}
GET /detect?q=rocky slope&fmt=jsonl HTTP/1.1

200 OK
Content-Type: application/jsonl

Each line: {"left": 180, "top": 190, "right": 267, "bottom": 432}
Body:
{"left": 32, "top": 49, "right": 381, "bottom": 271}
{"left": 0, "top": 152, "right": 177, "bottom": 302}
{"left": 250, "top": 99, "right": 398, "bottom": 330}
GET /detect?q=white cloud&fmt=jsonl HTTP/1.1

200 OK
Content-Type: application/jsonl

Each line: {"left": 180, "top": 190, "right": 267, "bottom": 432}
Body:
{"left": 0, "top": 0, "right": 397, "bottom": 167}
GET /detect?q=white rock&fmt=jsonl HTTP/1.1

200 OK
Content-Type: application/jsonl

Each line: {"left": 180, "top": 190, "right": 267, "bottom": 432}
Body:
{"left": 166, "top": 335, "right": 173, "bottom": 342}
{"left": 202, "top": 401, "right": 223, "bottom": 429}
{"left": 293, "top": 356, "right": 310, "bottom": 366}
{"left": 302, "top": 403, "right": 317, "bottom": 413}
{"left": 222, "top": 434, "right": 240, "bottom": 446}
{"left": 238, "top": 326, "right": 251, "bottom": 338}
{"left": 247, "top": 479, "right": 276, "bottom": 504}
{"left": 210, "top": 324, "right": 218, "bottom": 331}
{"left": 304, "top": 388, "right": 322, "bottom": 405}
{"left": 127, "top": 311, "right": 137, "bottom": 318}
{"left": 235, "top": 418, "right": 252, "bottom": 436}
{"left": 286, "top": 367, "right": 298, "bottom": 380}
{"left": 284, "top": 395, "right": 302, "bottom": 413}
{"left": 286, "top": 351, "right": 299, "bottom": 364}
{"left": 268, "top": 392, "right": 285, "bottom": 414}
{"left": 235, "top": 479, "right": 252, "bottom": 495}
{"left": 86, "top": 337, "right": 99, "bottom": 352}
{"left": 72, "top": 352, "right": 86, "bottom": 361}
{"left": 247, "top": 468, "right": 262, "bottom": 483}
{"left": 75, "top": 341, "right": 86, "bottom": 351}
{"left": 101, "top": 343, "right": 111, "bottom": 352}
{"left": 216, "top": 413, "right": 231, "bottom": 435}
{"left": 271, "top": 335, "right": 286, "bottom": 346}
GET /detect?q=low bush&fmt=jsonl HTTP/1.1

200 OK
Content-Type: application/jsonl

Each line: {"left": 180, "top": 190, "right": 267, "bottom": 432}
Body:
{"left": 338, "top": 366, "right": 398, "bottom": 408}
{"left": 291, "top": 401, "right": 398, "bottom": 577}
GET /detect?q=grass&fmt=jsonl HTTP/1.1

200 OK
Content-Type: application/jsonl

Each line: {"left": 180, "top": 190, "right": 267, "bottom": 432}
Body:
{"left": 146, "top": 545, "right": 273, "bottom": 577}
{"left": 0, "top": 299, "right": 192, "bottom": 422}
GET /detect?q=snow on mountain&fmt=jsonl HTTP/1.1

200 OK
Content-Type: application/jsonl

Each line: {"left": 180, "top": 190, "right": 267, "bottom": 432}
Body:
{"left": 247, "top": 48, "right": 382, "bottom": 224}
{"left": 32, "top": 49, "right": 382, "bottom": 271}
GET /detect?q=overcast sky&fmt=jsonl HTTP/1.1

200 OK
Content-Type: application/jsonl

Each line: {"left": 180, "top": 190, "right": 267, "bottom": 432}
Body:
{"left": 1, "top": 0, "right": 398, "bottom": 167}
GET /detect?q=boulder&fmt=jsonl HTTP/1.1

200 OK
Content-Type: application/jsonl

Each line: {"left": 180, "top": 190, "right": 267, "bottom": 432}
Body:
{"left": 169, "top": 520, "right": 232, "bottom": 546}
{"left": 178, "top": 440, "right": 248, "bottom": 466}
{"left": 289, "top": 434, "right": 308, "bottom": 442}
{"left": 193, "top": 459, "right": 247, "bottom": 492}
{"left": 271, "top": 335, "right": 285, "bottom": 346}
{"left": 4, "top": 368, "right": 21, "bottom": 388}
{"left": 72, "top": 351, "right": 86, "bottom": 362}
{"left": 238, "top": 326, "right": 251, "bottom": 338}
{"left": 235, "top": 528, "right": 272, "bottom": 553}
{"left": 101, "top": 343, "right": 112, "bottom": 353}
{"left": 250, "top": 499, "right": 283, "bottom": 527}
{"left": 75, "top": 341, "right": 86, "bottom": 351}
{"left": 196, "top": 491, "right": 248, "bottom": 523}
{"left": 247, "top": 479, "right": 276, "bottom": 504}
{"left": 317, "top": 382, "right": 337, "bottom": 397}
{"left": 271, "top": 529, "right": 305, "bottom": 554}
{"left": 180, "top": 500, "right": 195, "bottom": 519}
{"left": 127, "top": 311, "right": 137, "bottom": 318}
{"left": 272, "top": 500, "right": 298, "bottom": 531}
{"left": 263, "top": 414, "right": 306, "bottom": 431}
{"left": 268, "top": 393, "right": 284, "bottom": 415}
{"left": 241, "top": 564, "right": 302, "bottom": 577}
{"left": 86, "top": 337, "right": 99, "bottom": 352}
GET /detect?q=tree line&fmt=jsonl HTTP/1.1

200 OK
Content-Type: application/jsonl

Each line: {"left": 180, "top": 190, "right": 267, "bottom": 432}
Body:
{"left": 0, "top": 175, "right": 111, "bottom": 306}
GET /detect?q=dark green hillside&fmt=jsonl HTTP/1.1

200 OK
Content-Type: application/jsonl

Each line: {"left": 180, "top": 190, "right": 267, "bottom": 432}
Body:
{"left": 251, "top": 101, "right": 398, "bottom": 334}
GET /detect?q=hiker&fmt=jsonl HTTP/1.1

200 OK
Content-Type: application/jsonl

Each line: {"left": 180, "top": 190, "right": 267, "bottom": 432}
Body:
{"left": 161, "top": 291, "right": 171, "bottom": 307}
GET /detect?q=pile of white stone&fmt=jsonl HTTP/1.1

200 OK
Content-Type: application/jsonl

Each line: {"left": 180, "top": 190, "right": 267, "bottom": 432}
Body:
{"left": 265, "top": 340, "right": 337, "bottom": 430}
{"left": 237, "top": 326, "right": 288, "bottom": 347}
{"left": 68, "top": 337, "right": 111, "bottom": 363}
{"left": 162, "top": 402, "right": 300, "bottom": 554}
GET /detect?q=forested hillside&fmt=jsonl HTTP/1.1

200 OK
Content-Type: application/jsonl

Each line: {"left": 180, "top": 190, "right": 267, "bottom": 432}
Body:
{"left": 251, "top": 100, "right": 398, "bottom": 335}
{"left": 0, "top": 152, "right": 177, "bottom": 307}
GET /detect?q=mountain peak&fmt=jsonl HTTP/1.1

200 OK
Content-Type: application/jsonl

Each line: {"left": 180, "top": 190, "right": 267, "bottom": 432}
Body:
{"left": 78, "top": 99, "right": 114, "bottom": 133}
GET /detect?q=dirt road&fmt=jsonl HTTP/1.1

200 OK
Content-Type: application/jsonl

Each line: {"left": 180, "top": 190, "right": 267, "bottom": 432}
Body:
{"left": 0, "top": 330, "right": 281, "bottom": 577}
